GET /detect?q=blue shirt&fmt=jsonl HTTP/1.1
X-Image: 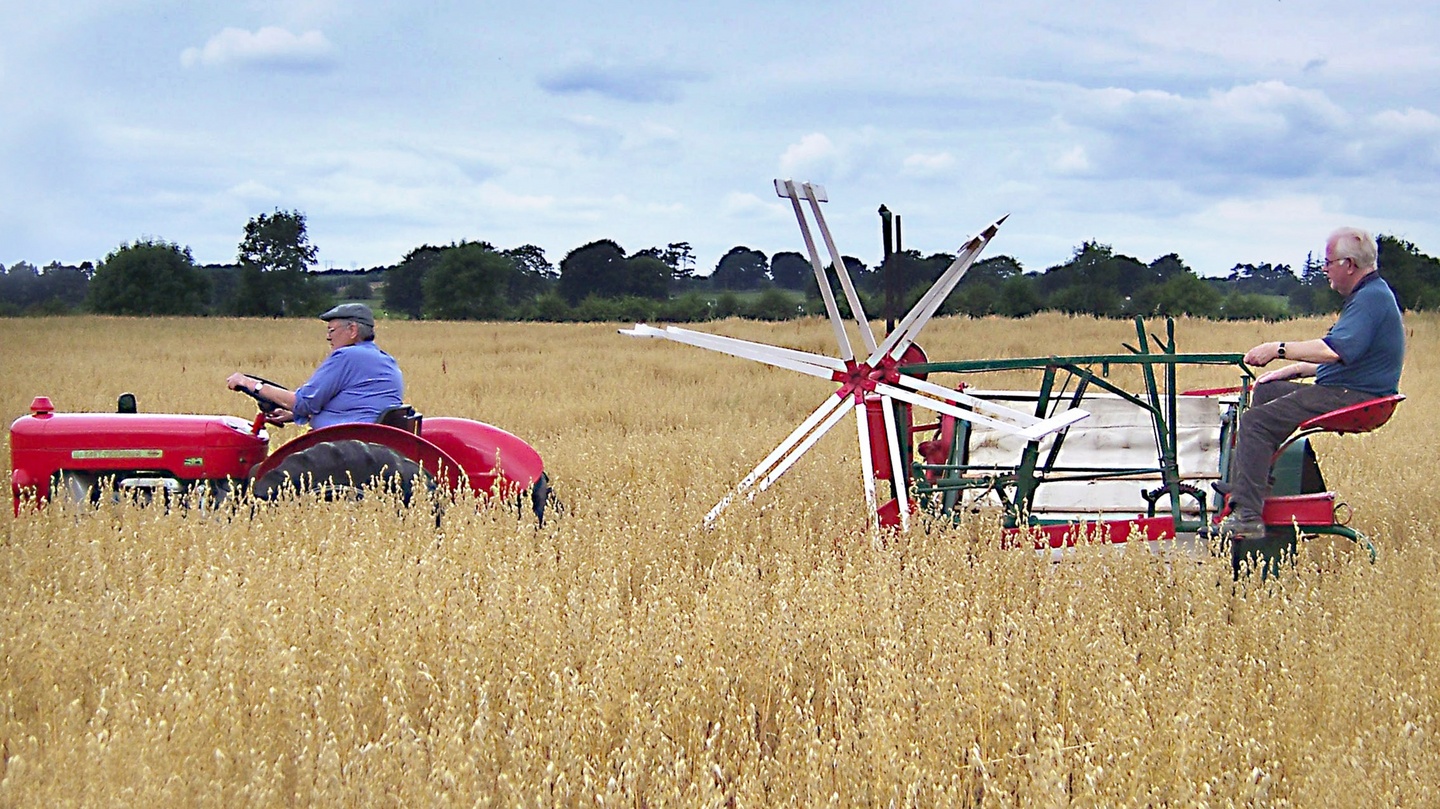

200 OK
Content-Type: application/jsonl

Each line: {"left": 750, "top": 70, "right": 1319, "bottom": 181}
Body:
{"left": 1316, "top": 273, "right": 1404, "bottom": 397}
{"left": 292, "top": 341, "right": 404, "bottom": 429}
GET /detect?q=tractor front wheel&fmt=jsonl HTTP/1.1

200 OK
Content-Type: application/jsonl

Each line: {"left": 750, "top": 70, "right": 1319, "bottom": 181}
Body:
{"left": 53, "top": 471, "right": 100, "bottom": 508}
{"left": 252, "top": 440, "right": 426, "bottom": 504}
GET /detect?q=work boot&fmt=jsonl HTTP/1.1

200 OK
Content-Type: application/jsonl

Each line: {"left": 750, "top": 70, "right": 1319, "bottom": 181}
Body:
{"left": 1198, "top": 509, "right": 1267, "bottom": 535}
{"left": 1214, "top": 512, "right": 1266, "bottom": 538}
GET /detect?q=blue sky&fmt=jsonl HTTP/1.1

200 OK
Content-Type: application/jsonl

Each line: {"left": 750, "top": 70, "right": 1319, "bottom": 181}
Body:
{"left": 4, "top": 1, "right": 1438, "bottom": 277}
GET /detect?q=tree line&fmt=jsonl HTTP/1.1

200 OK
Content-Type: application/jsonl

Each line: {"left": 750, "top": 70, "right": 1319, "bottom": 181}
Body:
{"left": 6, "top": 209, "right": 1440, "bottom": 322}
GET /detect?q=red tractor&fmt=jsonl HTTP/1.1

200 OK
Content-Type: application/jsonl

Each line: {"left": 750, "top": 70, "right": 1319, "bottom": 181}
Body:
{"left": 9, "top": 383, "right": 552, "bottom": 520}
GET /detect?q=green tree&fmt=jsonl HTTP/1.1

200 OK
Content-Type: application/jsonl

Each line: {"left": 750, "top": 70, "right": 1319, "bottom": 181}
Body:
{"left": 233, "top": 209, "right": 327, "bottom": 316}
{"left": 626, "top": 254, "right": 672, "bottom": 300}
{"left": 340, "top": 276, "right": 373, "bottom": 300}
{"left": 1146, "top": 272, "right": 1222, "bottom": 318}
{"left": 714, "top": 291, "right": 743, "bottom": 318}
{"left": 1, "top": 261, "right": 94, "bottom": 314}
{"left": 1225, "top": 263, "right": 1301, "bottom": 299}
{"left": 996, "top": 275, "right": 1041, "bottom": 317}
{"left": 0, "top": 262, "right": 39, "bottom": 313}
{"left": 423, "top": 242, "right": 514, "bottom": 320}
{"left": 1221, "top": 292, "right": 1289, "bottom": 321}
{"left": 966, "top": 255, "right": 1024, "bottom": 286}
{"left": 1149, "top": 253, "right": 1190, "bottom": 284}
{"left": 1037, "top": 241, "right": 1153, "bottom": 316}
{"left": 87, "top": 239, "right": 209, "bottom": 315}
{"left": 745, "top": 287, "right": 800, "bottom": 320}
{"left": 657, "top": 291, "right": 713, "bottom": 321}
{"left": 198, "top": 264, "right": 238, "bottom": 314}
{"left": 943, "top": 256, "right": 1025, "bottom": 317}
{"left": 711, "top": 246, "right": 768, "bottom": 290}
{"left": 526, "top": 291, "right": 574, "bottom": 322}
{"left": 384, "top": 246, "right": 444, "bottom": 319}
{"left": 948, "top": 282, "right": 998, "bottom": 317}
{"left": 770, "top": 251, "right": 812, "bottom": 291}
{"left": 1377, "top": 235, "right": 1440, "bottom": 311}
{"left": 1296, "top": 253, "right": 1341, "bottom": 314}
{"left": 1047, "top": 284, "right": 1124, "bottom": 318}
{"left": 559, "top": 240, "right": 628, "bottom": 304}
{"left": 662, "top": 242, "right": 696, "bottom": 281}
{"left": 503, "top": 244, "right": 556, "bottom": 305}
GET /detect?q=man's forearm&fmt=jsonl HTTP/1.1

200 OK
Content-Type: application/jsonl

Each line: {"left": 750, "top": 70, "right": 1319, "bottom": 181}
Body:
{"left": 1281, "top": 338, "right": 1340, "bottom": 364}
{"left": 1245, "top": 338, "right": 1340, "bottom": 367}
{"left": 258, "top": 383, "right": 297, "bottom": 410}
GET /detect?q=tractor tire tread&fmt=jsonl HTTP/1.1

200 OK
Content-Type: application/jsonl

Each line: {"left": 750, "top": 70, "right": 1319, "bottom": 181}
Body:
{"left": 253, "top": 439, "right": 425, "bottom": 504}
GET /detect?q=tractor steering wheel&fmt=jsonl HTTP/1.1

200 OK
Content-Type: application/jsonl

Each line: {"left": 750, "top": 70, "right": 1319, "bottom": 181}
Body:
{"left": 235, "top": 374, "right": 291, "bottom": 416}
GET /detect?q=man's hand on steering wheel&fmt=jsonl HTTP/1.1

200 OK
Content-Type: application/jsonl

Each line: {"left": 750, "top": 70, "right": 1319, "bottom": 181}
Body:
{"left": 263, "top": 408, "right": 295, "bottom": 426}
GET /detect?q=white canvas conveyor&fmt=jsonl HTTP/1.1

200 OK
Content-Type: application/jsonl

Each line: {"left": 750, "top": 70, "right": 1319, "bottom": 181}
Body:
{"left": 950, "top": 390, "right": 1232, "bottom": 520}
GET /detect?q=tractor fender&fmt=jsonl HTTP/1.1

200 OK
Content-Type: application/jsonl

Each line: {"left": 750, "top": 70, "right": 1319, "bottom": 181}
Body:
{"left": 253, "top": 423, "right": 467, "bottom": 493}
{"left": 420, "top": 417, "right": 545, "bottom": 496}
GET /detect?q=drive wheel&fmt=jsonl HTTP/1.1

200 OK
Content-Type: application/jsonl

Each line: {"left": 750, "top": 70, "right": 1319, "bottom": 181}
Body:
{"left": 253, "top": 440, "right": 425, "bottom": 504}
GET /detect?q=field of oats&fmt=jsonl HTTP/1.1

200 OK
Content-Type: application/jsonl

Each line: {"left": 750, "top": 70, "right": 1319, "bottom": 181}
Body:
{"left": 2, "top": 313, "right": 1438, "bottom": 806}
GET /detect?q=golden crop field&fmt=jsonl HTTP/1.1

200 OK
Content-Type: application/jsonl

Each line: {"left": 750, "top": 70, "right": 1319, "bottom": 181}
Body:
{"left": 2, "top": 313, "right": 1438, "bottom": 806}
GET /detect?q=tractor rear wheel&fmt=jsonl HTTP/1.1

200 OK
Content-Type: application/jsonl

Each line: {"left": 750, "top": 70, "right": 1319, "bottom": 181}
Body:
{"left": 252, "top": 440, "right": 426, "bottom": 504}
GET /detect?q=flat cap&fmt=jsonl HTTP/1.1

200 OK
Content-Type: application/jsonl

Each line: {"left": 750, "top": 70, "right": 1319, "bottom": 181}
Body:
{"left": 319, "top": 302, "right": 374, "bottom": 328}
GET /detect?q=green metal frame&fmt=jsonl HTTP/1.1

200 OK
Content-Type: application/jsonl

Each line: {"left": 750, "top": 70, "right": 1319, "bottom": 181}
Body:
{"left": 897, "top": 317, "right": 1252, "bottom": 533}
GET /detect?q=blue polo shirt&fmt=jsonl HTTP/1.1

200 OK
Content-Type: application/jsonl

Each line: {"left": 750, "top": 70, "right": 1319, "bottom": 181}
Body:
{"left": 292, "top": 341, "right": 404, "bottom": 429}
{"left": 1316, "top": 272, "right": 1404, "bottom": 397}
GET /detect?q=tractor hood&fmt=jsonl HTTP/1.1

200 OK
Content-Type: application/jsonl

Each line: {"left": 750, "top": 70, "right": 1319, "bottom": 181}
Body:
{"left": 10, "top": 402, "right": 269, "bottom": 507}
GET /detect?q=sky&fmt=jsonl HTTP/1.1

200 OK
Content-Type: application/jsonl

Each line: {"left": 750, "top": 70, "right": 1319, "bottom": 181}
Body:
{"left": 4, "top": 0, "right": 1439, "bottom": 278}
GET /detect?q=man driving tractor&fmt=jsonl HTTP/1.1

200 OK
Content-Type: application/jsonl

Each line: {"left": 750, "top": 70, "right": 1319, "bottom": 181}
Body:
{"left": 225, "top": 303, "right": 404, "bottom": 429}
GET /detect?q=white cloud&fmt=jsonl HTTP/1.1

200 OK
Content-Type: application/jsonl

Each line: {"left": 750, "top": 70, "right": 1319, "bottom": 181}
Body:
{"left": 226, "top": 180, "right": 281, "bottom": 202}
{"left": 779, "top": 133, "right": 842, "bottom": 180}
{"left": 1052, "top": 145, "right": 1090, "bottom": 175}
{"left": 720, "top": 191, "right": 785, "bottom": 221}
{"left": 538, "top": 56, "right": 703, "bottom": 103}
{"left": 901, "top": 151, "right": 955, "bottom": 175}
{"left": 1057, "top": 81, "right": 1357, "bottom": 184}
{"left": 8, "top": 0, "right": 1440, "bottom": 276}
{"left": 180, "top": 27, "right": 334, "bottom": 70}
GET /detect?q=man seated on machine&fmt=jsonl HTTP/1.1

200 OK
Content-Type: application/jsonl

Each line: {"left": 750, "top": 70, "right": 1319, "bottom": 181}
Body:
{"left": 225, "top": 303, "right": 404, "bottom": 429}
{"left": 1215, "top": 227, "right": 1404, "bottom": 538}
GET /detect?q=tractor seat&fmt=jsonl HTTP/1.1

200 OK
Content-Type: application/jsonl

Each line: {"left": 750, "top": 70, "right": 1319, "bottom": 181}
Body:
{"left": 1271, "top": 393, "right": 1404, "bottom": 464}
{"left": 376, "top": 405, "right": 423, "bottom": 435}
{"left": 1296, "top": 393, "right": 1405, "bottom": 435}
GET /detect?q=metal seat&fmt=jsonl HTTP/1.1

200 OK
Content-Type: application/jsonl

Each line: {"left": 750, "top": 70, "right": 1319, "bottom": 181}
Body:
{"left": 1273, "top": 393, "right": 1404, "bottom": 462}
{"left": 376, "top": 405, "right": 423, "bottom": 435}
{"left": 1297, "top": 392, "right": 1404, "bottom": 434}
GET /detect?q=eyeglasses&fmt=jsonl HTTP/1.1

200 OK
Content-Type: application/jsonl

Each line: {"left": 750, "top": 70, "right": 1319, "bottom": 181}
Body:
{"left": 1322, "top": 256, "right": 1353, "bottom": 269}
{"left": 326, "top": 322, "right": 355, "bottom": 337}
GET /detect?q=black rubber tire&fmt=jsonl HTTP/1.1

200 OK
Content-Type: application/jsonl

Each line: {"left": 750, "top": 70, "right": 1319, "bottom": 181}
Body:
{"left": 252, "top": 440, "right": 424, "bottom": 504}
{"left": 53, "top": 471, "right": 100, "bottom": 509}
{"left": 528, "top": 473, "right": 560, "bottom": 527}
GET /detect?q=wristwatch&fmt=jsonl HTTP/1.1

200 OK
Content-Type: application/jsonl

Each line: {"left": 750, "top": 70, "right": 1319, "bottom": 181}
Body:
{"left": 254, "top": 381, "right": 265, "bottom": 393}
{"left": 1277, "top": 342, "right": 1286, "bottom": 359}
